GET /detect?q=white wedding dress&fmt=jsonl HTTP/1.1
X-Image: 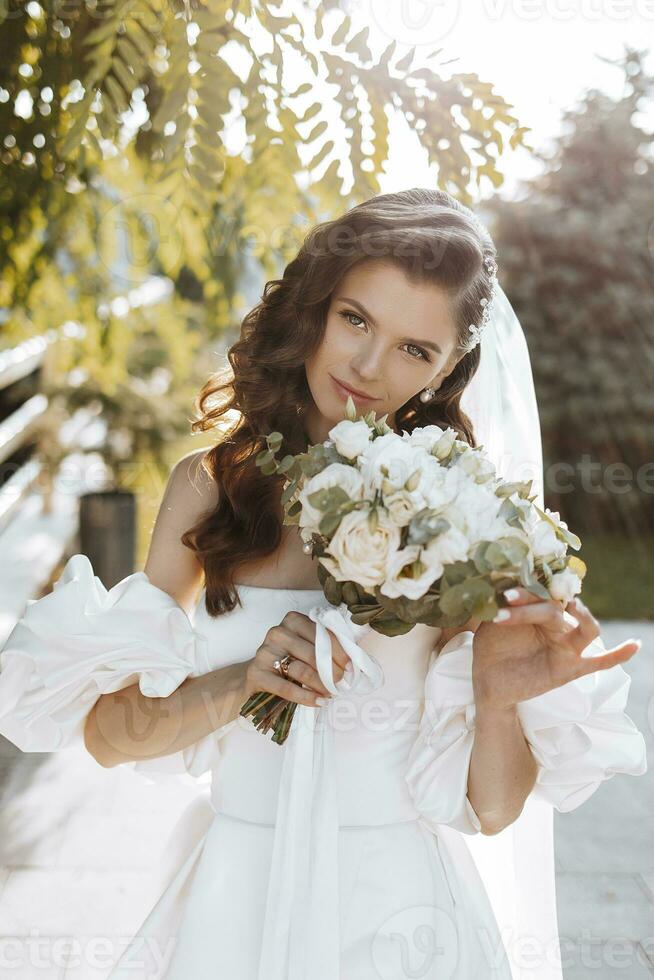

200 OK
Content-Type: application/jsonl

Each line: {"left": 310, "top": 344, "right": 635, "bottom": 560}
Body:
{"left": 0, "top": 553, "right": 647, "bottom": 980}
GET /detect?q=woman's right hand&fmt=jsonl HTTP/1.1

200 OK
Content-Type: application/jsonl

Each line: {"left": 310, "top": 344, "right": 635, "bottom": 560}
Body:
{"left": 244, "top": 610, "right": 352, "bottom": 707}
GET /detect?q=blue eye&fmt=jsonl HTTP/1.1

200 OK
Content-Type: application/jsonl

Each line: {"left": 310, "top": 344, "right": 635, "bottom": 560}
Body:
{"left": 337, "top": 310, "right": 431, "bottom": 362}
{"left": 341, "top": 311, "right": 365, "bottom": 329}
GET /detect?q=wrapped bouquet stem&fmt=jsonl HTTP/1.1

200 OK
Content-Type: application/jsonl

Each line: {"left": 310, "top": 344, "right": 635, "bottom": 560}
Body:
{"left": 240, "top": 396, "right": 586, "bottom": 744}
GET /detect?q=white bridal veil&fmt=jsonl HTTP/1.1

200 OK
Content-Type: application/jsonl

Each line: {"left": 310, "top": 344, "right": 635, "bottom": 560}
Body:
{"left": 456, "top": 282, "right": 561, "bottom": 980}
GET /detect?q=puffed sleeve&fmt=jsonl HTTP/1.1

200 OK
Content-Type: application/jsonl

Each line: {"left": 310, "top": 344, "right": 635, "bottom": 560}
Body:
{"left": 404, "top": 628, "right": 647, "bottom": 835}
{"left": 0, "top": 553, "right": 231, "bottom": 782}
{"left": 404, "top": 631, "right": 484, "bottom": 835}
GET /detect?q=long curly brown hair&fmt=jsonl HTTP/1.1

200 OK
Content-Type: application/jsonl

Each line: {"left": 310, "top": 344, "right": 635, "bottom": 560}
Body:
{"left": 182, "top": 187, "right": 497, "bottom": 615}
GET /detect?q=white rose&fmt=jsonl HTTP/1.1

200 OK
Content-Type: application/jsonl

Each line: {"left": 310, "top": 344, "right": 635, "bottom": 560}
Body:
{"left": 328, "top": 418, "right": 373, "bottom": 460}
{"left": 455, "top": 448, "right": 497, "bottom": 483}
{"left": 383, "top": 488, "right": 426, "bottom": 527}
{"left": 437, "top": 481, "right": 501, "bottom": 542}
{"left": 379, "top": 545, "right": 437, "bottom": 600}
{"left": 320, "top": 509, "right": 401, "bottom": 588}
{"left": 423, "top": 463, "right": 468, "bottom": 511}
{"left": 298, "top": 463, "right": 365, "bottom": 532}
{"left": 549, "top": 567, "right": 582, "bottom": 603}
{"left": 360, "top": 433, "right": 427, "bottom": 496}
{"left": 421, "top": 525, "right": 470, "bottom": 580}
{"left": 405, "top": 424, "right": 445, "bottom": 453}
{"left": 529, "top": 519, "right": 567, "bottom": 561}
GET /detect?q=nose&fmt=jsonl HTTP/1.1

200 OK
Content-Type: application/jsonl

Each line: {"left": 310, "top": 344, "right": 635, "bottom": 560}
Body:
{"left": 351, "top": 339, "right": 384, "bottom": 381}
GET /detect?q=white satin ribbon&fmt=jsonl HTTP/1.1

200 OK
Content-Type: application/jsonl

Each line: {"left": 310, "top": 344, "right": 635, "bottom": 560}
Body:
{"left": 257, "top": 601, "right": 383, "bottom": 980}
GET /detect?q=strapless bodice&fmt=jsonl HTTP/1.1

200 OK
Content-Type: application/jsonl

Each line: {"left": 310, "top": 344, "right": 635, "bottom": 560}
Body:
{"left": 191, "top": 585, "right": 442, "bottom": 826}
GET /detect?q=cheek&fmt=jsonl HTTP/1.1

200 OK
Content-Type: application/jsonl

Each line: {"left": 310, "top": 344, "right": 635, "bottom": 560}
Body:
{"left": 309, "top": 319, "right": 350, "bottom": 368}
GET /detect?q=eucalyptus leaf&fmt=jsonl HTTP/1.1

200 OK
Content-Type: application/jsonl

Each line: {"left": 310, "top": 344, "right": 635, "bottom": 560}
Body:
{"left": 439, "top": 577, "right": 495, "bottom": 618}
{"left": 277, "top": 454, "right": 295, "bottom": 474}
{"left": 324, "top": 575, "right": 343, "bottom": 605}
{"left": 406, "top": 511, "right": 450, "bottom": 546}
{"left": 368, "top": 612, "right": 414, "bottom": 637}
{"left": 342, "top": 581, "right": 360, "bottom": 605}
{"left": 281, "top": 479, "right": 298, "bottom": 505}
{"left": 319, "top": 512, "right": 342, "bottom": 536}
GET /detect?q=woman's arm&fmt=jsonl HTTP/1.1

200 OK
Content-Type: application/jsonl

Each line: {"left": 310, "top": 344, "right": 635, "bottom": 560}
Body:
{"left": 436, "top": 617, "right": 539, "bottom": 835}
{"left": 467, "top": 701, "right": 539, "bottom": 834}
{"left": 84, "top": 659, "right": 250, "bottom": 768}
{"left": 84, "top": 448, "right": 229, "bottom": 767}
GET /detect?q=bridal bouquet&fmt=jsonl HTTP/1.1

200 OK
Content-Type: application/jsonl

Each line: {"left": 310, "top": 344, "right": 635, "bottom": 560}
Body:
{"left": 239, "top": 396, "right": 585, "bottom": 742}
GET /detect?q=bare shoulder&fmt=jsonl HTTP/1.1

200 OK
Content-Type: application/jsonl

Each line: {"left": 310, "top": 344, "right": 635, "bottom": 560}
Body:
{"left": 171, "top": 448, "right": 221, "bottom": 509}
{"left": 144, "top": 447, "right": 221, "bottom": 612}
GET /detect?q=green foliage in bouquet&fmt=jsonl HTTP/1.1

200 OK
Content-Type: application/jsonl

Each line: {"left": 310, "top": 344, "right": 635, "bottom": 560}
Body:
{"left": 240, "top": 396, "right": 586, "bottom": 742}
{"left": 257, "top": 398, "right": 584, "bottom": 633}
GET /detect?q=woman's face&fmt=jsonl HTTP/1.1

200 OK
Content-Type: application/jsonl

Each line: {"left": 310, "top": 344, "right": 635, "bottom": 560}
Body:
{"left": 303, "top": 259, "right": 462, "bottom": 445}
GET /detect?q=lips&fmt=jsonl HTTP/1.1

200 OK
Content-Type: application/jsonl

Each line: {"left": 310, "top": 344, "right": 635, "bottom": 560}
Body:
{"left": 330, "top": 375, "right": 379, "bottom": 401}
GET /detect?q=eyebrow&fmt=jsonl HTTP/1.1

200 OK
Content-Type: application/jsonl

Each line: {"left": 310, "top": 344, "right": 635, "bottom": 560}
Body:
{"left": 336, "top": 296, "right": 443, "bottom": 354}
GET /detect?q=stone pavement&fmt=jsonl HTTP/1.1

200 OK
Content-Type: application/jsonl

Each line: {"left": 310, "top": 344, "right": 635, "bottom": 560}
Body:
{"left": 552, "top": 620, "right": 654, "bottom": 979}
{"left": 0, "top": 620, "right": 652, "bottom": 980}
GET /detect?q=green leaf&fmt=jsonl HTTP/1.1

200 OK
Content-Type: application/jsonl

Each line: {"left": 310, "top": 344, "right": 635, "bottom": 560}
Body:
{"left": 368, "top": 611, "right": 414, "bottom": 636}
{"left": 111, "top": 55, "right": 136, "bottom": 95}
{"left": 105, "top": 74, "right": 131, "bottom": 114}
{"left": 307, "top": 485, "right": 350, "bottom": 511}
{"left": 319, "top": 512, "right": 342, "bottom": 536}
{"left": 125, "top": 21, "right": 155, "bottom": 62}
{"left": 152, "top": 86, "right": 188, "bottom": 130}
{"left": 395, "top": 48, "right": 416, "bottom": 73}
{"left": 331, "top": 15, "right": 351, "bottom": 47}
{"left": 281, "top": 478, "right": 298, "bottom": 505}
{"left": 305, "top": 119, "right": 329, "bottom": 143}
{"left": 289, "top": 81, "right": 312, "bottom": 97}
{"left": 309, "top": 139, "right": 334, "bottom": 169}
{"left": 440, "top": 577, "right": 494, "bottom": 618}
{"left": 298, "top": 101, "right": 322, "bottom": 124}
{"left": 346, "top": 26, "right": 372, "bottom": 61}
{"left": 277, "top": 454, "right": 295, "bottom": 474}
{"left": 324, "top": 575, "right": 343, "bottom": 605}
{"left": 84, "top": 17, "right": 121, "bottom": 48}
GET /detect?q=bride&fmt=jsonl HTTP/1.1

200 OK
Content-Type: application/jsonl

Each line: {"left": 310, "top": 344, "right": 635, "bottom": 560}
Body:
{"left": 0, "top": 188, "right": 647, "bottom": 980}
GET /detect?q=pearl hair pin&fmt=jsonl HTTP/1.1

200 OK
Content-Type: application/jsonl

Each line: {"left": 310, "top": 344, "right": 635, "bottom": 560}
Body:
{"left": 465, "top": 254, "right": 498, "bottom": 352}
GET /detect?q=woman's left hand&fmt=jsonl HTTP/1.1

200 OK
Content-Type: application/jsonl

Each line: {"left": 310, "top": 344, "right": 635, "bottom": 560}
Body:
{"left": 471, "top": 588, "right": 642, "bottom": 711}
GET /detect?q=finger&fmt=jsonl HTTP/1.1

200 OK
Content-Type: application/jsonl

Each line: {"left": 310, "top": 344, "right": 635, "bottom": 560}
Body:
{"left": 575, "top": 638, "right": 642, "bottom": 677}
{"left": 500, "top": 586, "right": 544, "bottom": 606}
{"left": 267, "top": 628, "right": 347, "bottom": 686}
{"left": 493, "top": 599, "right": 570, "bottom": 630}
{"left": 254, "top": 666, "right": 324, "bottom": 707}
{"left": 260, "top": 647, "right": 337, "bottom": 697}
{"left": 267, "top": 623, "right": 319, "bottom": 669}
{"left": 562, "top": 597, "right": 601, "bottom": 648}
{"left": 275, "top": 613, "right": 351, "bottom": 672}
{"left": 323, "top": 628, "right": 352, "bottom": 673}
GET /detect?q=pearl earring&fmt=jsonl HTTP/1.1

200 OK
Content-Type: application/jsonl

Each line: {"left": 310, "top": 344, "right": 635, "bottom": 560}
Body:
{"left": 419, "top": 386, "right": 436, "bottom": 403}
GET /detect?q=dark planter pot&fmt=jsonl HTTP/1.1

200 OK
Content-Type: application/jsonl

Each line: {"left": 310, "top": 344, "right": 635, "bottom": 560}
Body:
{"left": 79, "top": 490, "right": 136, "bottom": 589}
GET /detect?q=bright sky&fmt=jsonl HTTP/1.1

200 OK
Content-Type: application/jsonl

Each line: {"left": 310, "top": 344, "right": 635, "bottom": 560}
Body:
{"left": 348, "top": 0, "right": 654, "bottom": 200}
